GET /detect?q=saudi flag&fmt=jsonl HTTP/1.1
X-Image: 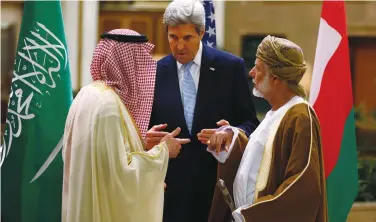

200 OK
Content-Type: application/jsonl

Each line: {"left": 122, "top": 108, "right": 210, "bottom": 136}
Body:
{"left": 1, "top": 1, "right": 72, "bottom": 221}
{"left": 309, "top": 1, "right": 359, "bottom": 221}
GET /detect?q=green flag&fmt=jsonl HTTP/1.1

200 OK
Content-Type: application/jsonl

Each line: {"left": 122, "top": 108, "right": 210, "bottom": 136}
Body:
{"left": 309, "top": 1, "right": 358, "bottom": 221}
{"left": 1, "top": 1, "right": 72, "bottom": 221}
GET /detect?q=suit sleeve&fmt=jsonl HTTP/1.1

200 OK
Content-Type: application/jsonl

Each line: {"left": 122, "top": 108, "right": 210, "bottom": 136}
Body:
{"left": 233, "top": 58, "right": 259, "bottom": 137}
{"left": 149, "top": 101, "right": 156, "bottom": 130}
{"left": 148, "top": 64, "right": 160, "bottom": 130}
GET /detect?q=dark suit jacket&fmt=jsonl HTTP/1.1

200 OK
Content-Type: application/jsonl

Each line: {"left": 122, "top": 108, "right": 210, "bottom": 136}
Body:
{"left": 149, "top": 43, "right": 259, "bottom": 222}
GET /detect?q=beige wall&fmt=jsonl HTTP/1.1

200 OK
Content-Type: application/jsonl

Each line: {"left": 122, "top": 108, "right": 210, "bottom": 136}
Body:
{"left": 1, "top": 2, "right": 23, "bottom": 52}
{"left": 224, "top": 1, "right": 376, "bottom": 93}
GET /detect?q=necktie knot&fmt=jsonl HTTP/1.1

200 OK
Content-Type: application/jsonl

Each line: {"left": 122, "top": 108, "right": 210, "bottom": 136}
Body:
{"left": 182, "top": 61, "right": 194, "bottom": 73}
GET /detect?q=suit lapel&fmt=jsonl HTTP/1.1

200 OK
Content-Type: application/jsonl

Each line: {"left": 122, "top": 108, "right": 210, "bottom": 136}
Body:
{"left": 192, "top": 44, "right": 216, "bottom": 134}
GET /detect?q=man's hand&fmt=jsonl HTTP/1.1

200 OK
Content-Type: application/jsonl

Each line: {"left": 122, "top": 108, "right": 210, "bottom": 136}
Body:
{"left": 146, "top": 124, "right": 169, "bottom": 150}
{"left": 197, "top": 119, "right": 230, "bottom": 145}
{"left": 161, "top": 127, "right": 190, "bottom": 158}
{"left": 207, "top": 129, "right": 234, "bottom": 154}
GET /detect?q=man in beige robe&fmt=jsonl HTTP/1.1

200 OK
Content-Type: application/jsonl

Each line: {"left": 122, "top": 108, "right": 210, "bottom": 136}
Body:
{"left": 62, "top": 29, "right": 190, "bottom": 222}
{"left": 207, "top": 35, "right": 328, "bottom": 222}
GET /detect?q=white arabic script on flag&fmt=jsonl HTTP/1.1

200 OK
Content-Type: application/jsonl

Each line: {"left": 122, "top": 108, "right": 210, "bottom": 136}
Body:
{"left": 0, "top": 22, "right": 68, "bottom": 168}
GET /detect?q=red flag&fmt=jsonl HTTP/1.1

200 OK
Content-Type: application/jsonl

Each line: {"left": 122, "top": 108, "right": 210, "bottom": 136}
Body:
{"left": 309, "top": 1, "right": 358, "bottom": 221}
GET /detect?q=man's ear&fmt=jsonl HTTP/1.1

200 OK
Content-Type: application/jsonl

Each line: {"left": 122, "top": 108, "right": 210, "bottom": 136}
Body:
{"left": 272, "top": 76, "right": 280, "bottom": 84}
{"left": 275, "top": 77, "right": 288, "bottom": 88}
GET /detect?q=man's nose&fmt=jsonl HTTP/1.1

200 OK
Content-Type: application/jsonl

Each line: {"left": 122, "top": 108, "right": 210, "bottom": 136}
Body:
{"left": 249, "top": 67, "right": 256, "bottom": 78}
{"left": 177, "top": 42, "right": 185, "bottom": 51}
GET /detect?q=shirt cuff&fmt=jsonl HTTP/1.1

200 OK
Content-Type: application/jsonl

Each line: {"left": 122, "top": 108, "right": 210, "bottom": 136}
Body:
{"left": 232, "top": 207, "right": 246, "bottom": 222}
{"left": 206, "top": 126, "right": 239, "bottom": 163}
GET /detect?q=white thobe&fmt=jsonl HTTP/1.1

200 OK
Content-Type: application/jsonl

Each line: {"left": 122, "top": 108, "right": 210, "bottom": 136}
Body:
{"left": 208, "top": 96, "right": 305, "bottom": 222}
{"left": 62, "top": 81, "right": 169, "bottom": 222}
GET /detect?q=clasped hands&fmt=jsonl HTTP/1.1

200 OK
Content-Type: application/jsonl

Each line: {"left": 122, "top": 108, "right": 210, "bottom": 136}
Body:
{"left": 145, "top": 119, "right": 234, "bottom": 157}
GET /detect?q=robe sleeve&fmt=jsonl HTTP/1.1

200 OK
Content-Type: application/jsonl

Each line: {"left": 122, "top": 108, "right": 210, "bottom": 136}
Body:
{"left": 239, "top": 109, "right": 323, "bottom": 222}
{"left": 208, "top": 131, "right": 249, "bottom": 222}
{"left": 64, "top": 103, "right": 169, "bottom": 222}
{"left": 93, "top": 108, "right": 169, "bottom": 204}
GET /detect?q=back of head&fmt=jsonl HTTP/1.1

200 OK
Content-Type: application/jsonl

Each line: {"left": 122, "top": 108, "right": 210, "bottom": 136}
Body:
{"left": 163, "top": 0, "right": 205, "bottom": 33}
{"left": 256, "top": 35, "right": 307, "bottom": 98}
{"left": 90, "top": 29, "right": 156, "bottom": 139}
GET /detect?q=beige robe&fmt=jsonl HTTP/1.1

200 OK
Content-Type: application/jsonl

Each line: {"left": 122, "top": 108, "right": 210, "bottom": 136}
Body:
{"left": 209, "top": 103, "right": 328, "bottom": 222}
{"left": 62, "top": 81, "right": 169, "bottom": 222}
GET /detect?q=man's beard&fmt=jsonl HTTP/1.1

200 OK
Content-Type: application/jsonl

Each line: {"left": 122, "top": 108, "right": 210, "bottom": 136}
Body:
{"left": 253, "top": 88, "right": 264, "bottom": 98}
{"left": 252, "top": 76, "right": 270, "bottom": 98}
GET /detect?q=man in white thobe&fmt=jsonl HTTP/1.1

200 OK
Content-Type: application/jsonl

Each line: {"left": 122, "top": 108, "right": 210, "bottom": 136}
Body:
{"left": 62, "top": 29, "right": 190, "bottom": 222}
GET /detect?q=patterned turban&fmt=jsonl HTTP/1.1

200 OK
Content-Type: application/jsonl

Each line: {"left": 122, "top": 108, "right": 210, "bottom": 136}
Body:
{"left": 256, "top": 35, "right": 307, "bottom": 98}
{"left": 90, "top": 29, "right": 156, "bottom": 139}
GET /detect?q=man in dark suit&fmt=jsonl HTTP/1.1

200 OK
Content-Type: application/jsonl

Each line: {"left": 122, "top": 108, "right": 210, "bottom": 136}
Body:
{"left": 146, "top": 0, "right": 260, "bottom": 221}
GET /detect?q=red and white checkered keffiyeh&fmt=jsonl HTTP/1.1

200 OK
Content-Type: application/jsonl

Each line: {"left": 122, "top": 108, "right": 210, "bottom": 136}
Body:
{"left": 90, "top": 29, "right": 156, "bottom": 139}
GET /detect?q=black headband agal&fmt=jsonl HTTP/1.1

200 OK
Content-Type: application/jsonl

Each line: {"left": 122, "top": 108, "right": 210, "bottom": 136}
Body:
{"left": 100, "top": 32, "right": 148, "bottom": 43}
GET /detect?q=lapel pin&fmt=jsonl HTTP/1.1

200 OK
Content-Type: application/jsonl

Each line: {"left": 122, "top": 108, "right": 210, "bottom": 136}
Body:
{"left": 210, "top": 67, "right": 215, "bottom": 71}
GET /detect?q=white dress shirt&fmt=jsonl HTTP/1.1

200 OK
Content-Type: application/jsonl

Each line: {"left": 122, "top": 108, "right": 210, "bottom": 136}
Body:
{"left": 176, "top": 42, "right": 203, "bottom": 104}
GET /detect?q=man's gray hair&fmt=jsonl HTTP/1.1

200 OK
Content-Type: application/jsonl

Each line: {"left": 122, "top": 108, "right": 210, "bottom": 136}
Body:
{"left": 163, "top": 0, "right": 205, "bottom": 34}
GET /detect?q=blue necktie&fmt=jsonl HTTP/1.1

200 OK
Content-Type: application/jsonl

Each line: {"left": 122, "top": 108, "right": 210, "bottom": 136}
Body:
{"left": 182, "top": 62, "right": 196, "bottom": 134}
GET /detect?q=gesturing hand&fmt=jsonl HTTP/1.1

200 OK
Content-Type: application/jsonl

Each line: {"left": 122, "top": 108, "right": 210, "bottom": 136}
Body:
{"left": 145, "top": 124, "right": 169, "bottom": 150}
{"left": 161, "top": 127, "right": 190, "bottom": 158}
{"left": 197, "top": 119, "right": 230, "bottom": 145}
{"left": 207, "top": 129, "right": 234, "bottom": 155}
